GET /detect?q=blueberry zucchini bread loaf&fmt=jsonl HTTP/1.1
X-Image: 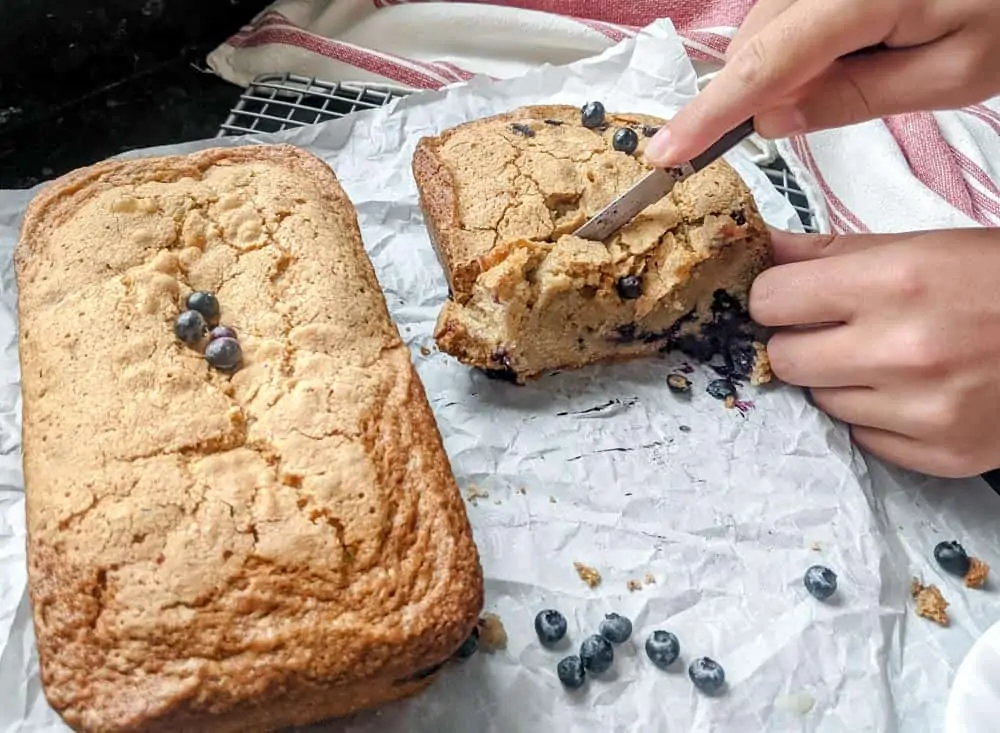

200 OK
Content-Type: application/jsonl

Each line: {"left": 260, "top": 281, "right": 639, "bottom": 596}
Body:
{"left": 412, "top": 104, "right": 773, "bottom": 383}
{"left": 16, "top": 145, "right": 483, "bottom": 733}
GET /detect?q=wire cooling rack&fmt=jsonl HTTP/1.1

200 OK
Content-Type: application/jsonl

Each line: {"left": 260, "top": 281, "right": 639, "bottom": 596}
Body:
{"left": 218, "top": 73, "right": 818, "bottom": 233}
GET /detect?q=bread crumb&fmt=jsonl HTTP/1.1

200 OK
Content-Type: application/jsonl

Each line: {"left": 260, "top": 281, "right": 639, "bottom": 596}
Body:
{"left": 724, "top": 395, "right": 736, "bottom": 409}
{"left": 965, "top": 556, "right": 990, "bottom": 588}
{"left": 627, "top": 579, "right": 642, "bottom": 592}
{"left": 810, "top": 542, "right": 821, "bottom": 552}
{"left": 750, "top": 342, "right": 772, "bottom": 386}
{"left": 574, "top": 562, "right": 601, "bottom": 588}
{"left": 911, "top": 578, "right": 949, "bottom": 626}
{"left": 465, "top": 484, "right": 489, "bottom": 505}
{"left": 478, "top": 613, "right": 507, "bottom": 652}
{"left": 517, "top": 487, "right": 527, "bottom": 494}
{"left": 776, "top": 692, "right": 815, "bottom": 715}
{"left": 420, "top": 345, "right": 432, "bottom": 356}
{"left": 644, "top": 573, "right": 656, "bottom": 585}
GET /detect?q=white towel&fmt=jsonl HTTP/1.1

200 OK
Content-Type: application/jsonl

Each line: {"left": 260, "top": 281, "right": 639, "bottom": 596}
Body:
{"left": 208, "top": 0, "right": 1000, "bottom": 235}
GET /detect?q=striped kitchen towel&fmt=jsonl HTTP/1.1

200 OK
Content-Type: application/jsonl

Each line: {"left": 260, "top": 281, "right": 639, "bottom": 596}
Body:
{"left": 207, "top": 0, "right": 1000, "bottom": 235}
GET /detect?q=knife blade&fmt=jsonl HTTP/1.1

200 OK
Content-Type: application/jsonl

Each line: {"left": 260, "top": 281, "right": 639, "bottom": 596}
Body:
{"left": 573, "top": 117, "right": 756, "bottom": 242}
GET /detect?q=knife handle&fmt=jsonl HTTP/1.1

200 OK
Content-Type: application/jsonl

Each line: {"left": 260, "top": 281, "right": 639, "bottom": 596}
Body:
{"left": 689, "top": 118, "right": 756, "bottom": 172}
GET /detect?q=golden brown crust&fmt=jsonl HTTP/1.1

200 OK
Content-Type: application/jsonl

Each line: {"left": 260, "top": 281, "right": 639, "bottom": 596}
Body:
{"left": 412, "top": 140, "right": 468, "bottom": 300}
{"left": 17, "top": 143, "right": 483, "bottom": 732}
{"left": 414, "top": 105, "right": 773, "bottom": 382}
{"left": 411, "top": 105, "right": 674, "bottom": 303}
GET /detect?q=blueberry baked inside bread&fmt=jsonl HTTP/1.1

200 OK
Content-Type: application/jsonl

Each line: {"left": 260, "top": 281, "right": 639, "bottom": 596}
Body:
{"left": 16, "top": 145, "right": 483, "bottom": 733}
{"left": 412, "top": 104, "right": 773, "bottom": 384}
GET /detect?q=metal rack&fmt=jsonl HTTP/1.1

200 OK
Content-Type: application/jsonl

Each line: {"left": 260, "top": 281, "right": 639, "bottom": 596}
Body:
{"left": 219, "top": 72, "right": 818, "bottom": 233}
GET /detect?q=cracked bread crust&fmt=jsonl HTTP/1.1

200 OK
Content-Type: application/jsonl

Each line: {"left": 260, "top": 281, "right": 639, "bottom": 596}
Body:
{"left": 412, "top": 105, "right": 772, "bottom": 382}
{"left": 16, "top": 144, "right": 483, "bottom": 733}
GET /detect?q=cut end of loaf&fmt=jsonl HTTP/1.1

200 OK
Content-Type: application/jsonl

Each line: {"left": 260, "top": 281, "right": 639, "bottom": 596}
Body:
{"left": 413, "top": 104, "right": 774, "bottom": 383}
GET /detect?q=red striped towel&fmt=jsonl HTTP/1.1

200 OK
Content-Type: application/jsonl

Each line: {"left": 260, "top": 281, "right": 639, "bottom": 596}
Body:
{"left": 208, "top": 0, "right": 1000, "bottom": 234}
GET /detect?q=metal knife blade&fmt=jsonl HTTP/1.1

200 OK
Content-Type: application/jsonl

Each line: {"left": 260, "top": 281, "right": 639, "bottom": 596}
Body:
{"left": 573, "top": 117, "right": 756, "bottom": 241}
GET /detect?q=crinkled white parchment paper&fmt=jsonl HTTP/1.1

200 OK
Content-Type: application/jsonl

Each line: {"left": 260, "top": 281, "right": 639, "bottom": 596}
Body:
{"left": 1, "top": 20, "right": 999, "bottom": 733}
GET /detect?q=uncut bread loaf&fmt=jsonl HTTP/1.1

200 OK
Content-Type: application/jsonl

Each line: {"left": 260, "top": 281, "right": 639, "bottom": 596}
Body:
{"left": 412, "top": 104, "right": 773, "bottom": 384}
{"left": 16, "top": 144, "right": 483, "bottom": 733}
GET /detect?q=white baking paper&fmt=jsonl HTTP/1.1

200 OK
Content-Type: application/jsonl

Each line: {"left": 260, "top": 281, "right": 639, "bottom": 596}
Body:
{"left": 2, "top": 20, "right": 999, "bottom": 733}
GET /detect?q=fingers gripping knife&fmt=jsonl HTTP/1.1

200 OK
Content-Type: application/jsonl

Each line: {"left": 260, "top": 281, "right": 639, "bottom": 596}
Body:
{"left": 573, "top": 118, "right": 756, "bottom": 242}
{"left": 573, "top": 45, "right": 891, "bottom": 241}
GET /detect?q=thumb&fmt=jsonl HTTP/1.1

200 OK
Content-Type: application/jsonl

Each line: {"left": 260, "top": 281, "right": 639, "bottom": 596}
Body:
{"left": 754, "top": 35, "right": 982, "bottom": 137}
{"left": 767, "top": 228, "right": 913, "bottom": 265}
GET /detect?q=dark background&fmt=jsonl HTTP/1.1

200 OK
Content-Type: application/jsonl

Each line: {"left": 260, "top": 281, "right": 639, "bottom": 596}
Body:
{"left": 0, "top": 0, "right": 269, "bottom": 189}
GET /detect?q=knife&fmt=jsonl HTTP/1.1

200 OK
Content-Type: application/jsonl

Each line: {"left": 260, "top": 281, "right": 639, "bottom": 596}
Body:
{"left": 573, "top": 117, "right": 756, "bottom": 242}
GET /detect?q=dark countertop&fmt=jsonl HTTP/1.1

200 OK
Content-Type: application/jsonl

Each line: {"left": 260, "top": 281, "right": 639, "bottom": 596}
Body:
{"left": 0, "top": 0, "right": 268, "bottom": 189}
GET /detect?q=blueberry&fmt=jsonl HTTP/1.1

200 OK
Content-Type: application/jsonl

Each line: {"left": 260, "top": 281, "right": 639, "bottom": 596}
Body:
{"left": 934, "top": 540, "right": 971, "bottom": 577}
{"left": 557, "top": 655, "right": 586, "bottom": 689}
{"left": 454, "top": 626, "right": 480, "bottom": 659}
{"left": 614, "top": 323, "right": 638, "bottom": 343}
{"left": 616, "top": 275, "right": 643, "bottom": 300}
{"left": 185, "top": 291, "right": 220, "bottom": 325}
{"left": 511, "top": 122, "right": 535, "bottom": 137}
{"left": 612, "top": 127, "right": 639, "bottom": 155}
{"left": 534, "top": 609, "right": 568, "bottom": 645}
{"left": 726, "top": 341, "right": 756, "bottom": 379}
{"left": 642, "top": 125, "right": 661, "bottom": 137}
{"left": 645, "top": 630, "right": 680, "bottom": 669}
{"left": 579, "top": 634, "right": 614, "bottom": 674}
{"left": 667, "top": 373, "right": 692, "bottom": 394}
{"left": 174, "top": 310, "right": 207, "bottom": 345}
{"left": 210, "top": 325, "right": 237, "bottom": 341}
{"left": 599, "top": 613, "right": 632, "bottom": 644}
{"left": 803, "top": 565, "right": 838, "bottom": 601}
{"left": 675, "top": 334, "right": 718, "bottom": 362}
{"left": 480, "top": 366, "right": 520, "bottom": 383}
{"left": 711, "top": 290, "right": 742, "bottom": 314}
{"left": 204, "top": 336, "right": 242, "bottom": 372}
{"left": 581, "top": 101, "right": 606, "bottom": 128}
{"left": 731, "top": 209, "right": 747, "bottom": 226}
{"left": 689, "top": 657, "right": 726, "bottom": 695}
{"left": 706, "top": 378, "right": 736, "bottom": 401}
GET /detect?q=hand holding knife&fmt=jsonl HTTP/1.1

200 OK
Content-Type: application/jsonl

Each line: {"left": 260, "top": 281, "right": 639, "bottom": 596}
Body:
{"left": 573, "top": 45, "right": 887, "bottom": 242}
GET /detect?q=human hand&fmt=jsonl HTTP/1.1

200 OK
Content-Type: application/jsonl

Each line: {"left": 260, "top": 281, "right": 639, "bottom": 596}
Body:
{"left": 646, "top": 0, "right": 1000, "bottom": 166}
{"left": 750, "top": 227, "right": 1000, "bottom": 478}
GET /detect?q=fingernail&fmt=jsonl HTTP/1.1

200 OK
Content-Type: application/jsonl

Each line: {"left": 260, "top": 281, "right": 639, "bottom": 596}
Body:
{"left": 643, "top": 128, "right": 674, "bottom": 166}
{"left": 758, "top": 105, "right": 807, "bottom": 138}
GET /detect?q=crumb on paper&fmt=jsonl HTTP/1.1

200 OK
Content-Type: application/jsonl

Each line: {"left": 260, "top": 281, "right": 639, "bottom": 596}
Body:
{"left": 478, "top": 612, "right": 507, "bottom": 652}
{"left": 810, "top": 542, "right": 821, "bottom": 552}
{"left": 574, "top": 562, "right": 601, "bottom": 588}
{"left": 549, "top": 496, "right": 557, "bottom": 504}
{"left": 419, "top": 345, "right": 432, "bottom": 356}
{"left": 724, "top": 395, "right": 736, "bottom": 409}
{"left": 750, "top": 342, "right": 772, "bottom": 386}
{"left": 627, "top": 579, "right": 642, "bottom": 592}
{"left": 679, "top": 424, "right": 691, "bottom": 433}
{"left": 644, "top": 573, "right": 656, "bottom": 585}
{"left": 517, "top": 486, "right": 527, "bottom": 495}
{"left": 776, "top": 692, "right": 815, "bottom": 715}
{"left": 965, "top": 556, "right": 990, "bottom": 588}
{"left": 465, "top": 484, "right": 489, "bottom": 505}
{"left": 911, "top": 578, "right": 949, "bottom": 626}
{"left": 494, "top": 499, "right": 502, "bottom": 505}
